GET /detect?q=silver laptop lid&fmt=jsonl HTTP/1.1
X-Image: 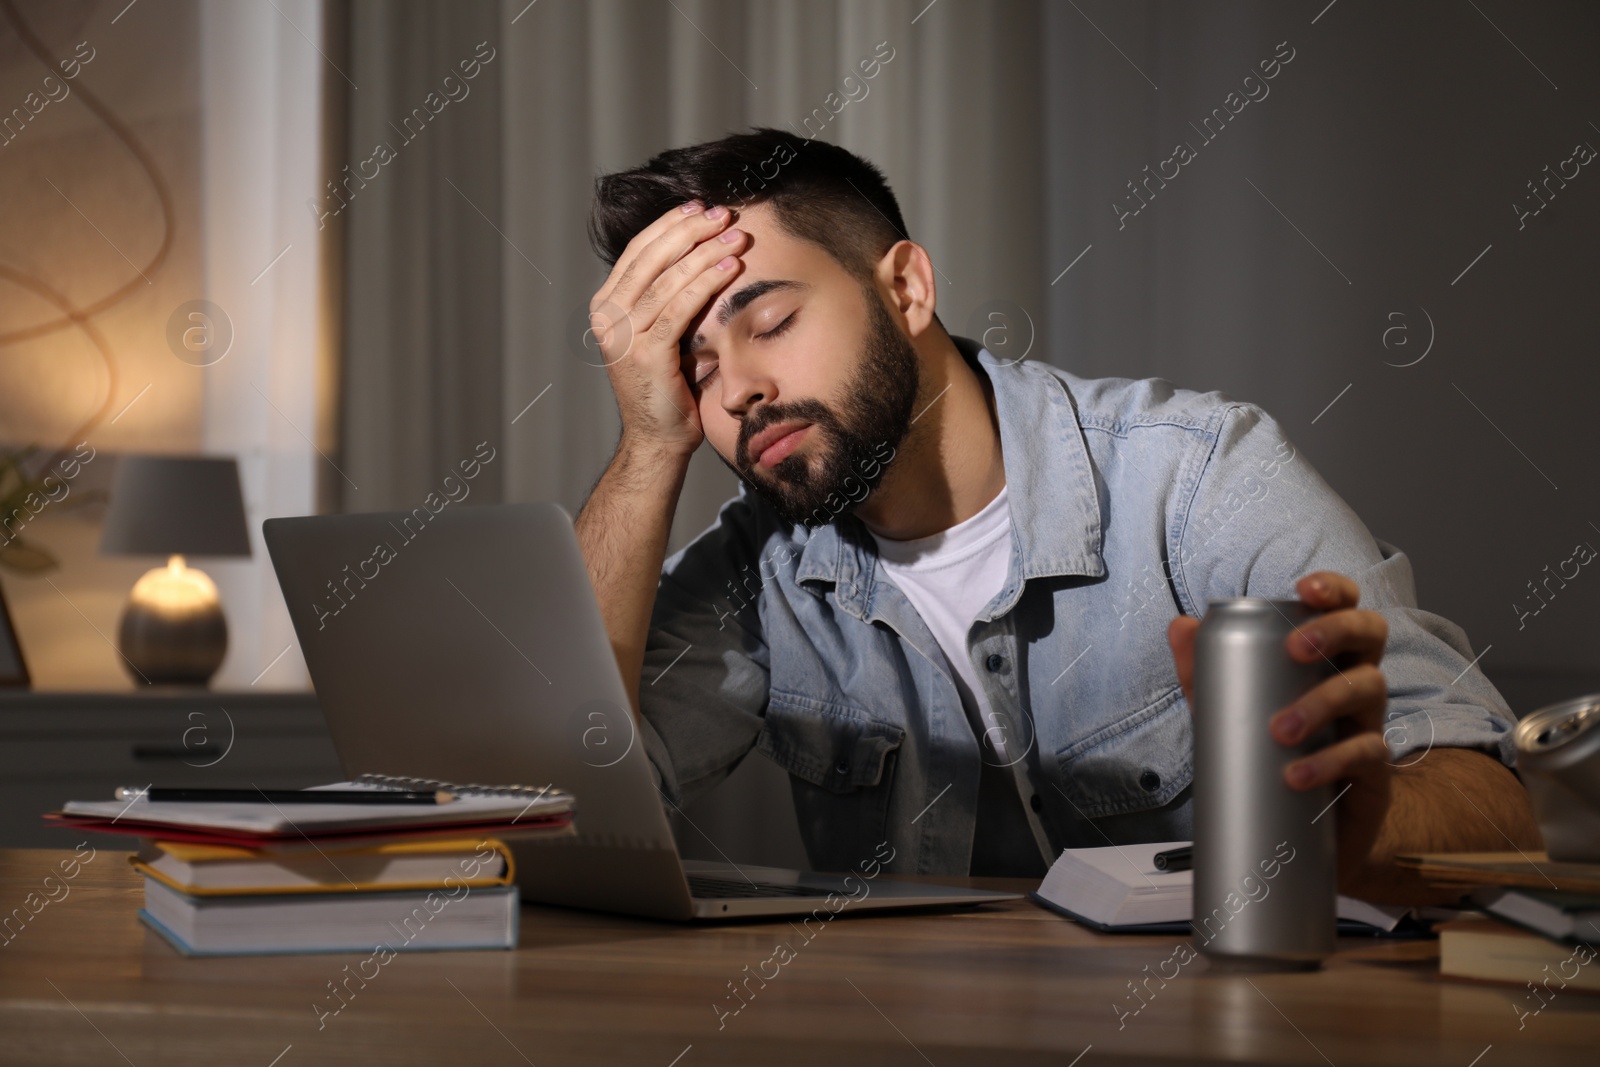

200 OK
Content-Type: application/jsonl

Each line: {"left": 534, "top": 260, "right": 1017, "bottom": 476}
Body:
{"left": 263, "top": 502, "right": 697, "bottom": 918}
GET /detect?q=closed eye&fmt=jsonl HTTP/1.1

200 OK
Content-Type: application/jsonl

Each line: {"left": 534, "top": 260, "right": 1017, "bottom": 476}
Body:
{"left": 693, "top": 311, "right": 798, "bottom": 387}
{"left": 758, "top": 311, "right": 797, "bottom": 340}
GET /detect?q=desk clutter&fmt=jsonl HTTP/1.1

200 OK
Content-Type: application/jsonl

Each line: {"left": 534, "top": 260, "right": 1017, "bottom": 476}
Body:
{"left": 43, "top": 774, "right": 575, "bottom": 956}
{"left": 1399, "top": 851, "right": 1600, "bottom": 995}
{"left": 1035, "top": 844, "right": 1600, "bottom": 995}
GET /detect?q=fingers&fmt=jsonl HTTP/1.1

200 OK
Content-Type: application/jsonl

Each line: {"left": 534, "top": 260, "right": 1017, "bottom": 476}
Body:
{"left": 592, "top": 201, "right": 710, "bottom": 311}
{"left": 631, "top": 227, "right": 748, "bottom": 353}
{"left": 1166, "top": 615, "right": 1199, "bottom": 704}
{"left": 1285, "top": 605, "right": 1388, "bottom": 667}
{"left": 660, "top": 254, "right": 745, "bottom": 370}
{"left": 591, "top": 214, "right": 750, "bottom": 372}
{"left": 586, "top": 203, "right": 738, "bottom": 459}
{"left": 1270, "top": 662, "right": 1386, "bottom": 746}
{"left": 1283, "top": 727, "right": 1390, "bottom": 790}
{"left": 598, "top": 204, "right": 739, "bottom": 323}
{"left": 1295, "top": 570, "right": 1359, "bottom": 610}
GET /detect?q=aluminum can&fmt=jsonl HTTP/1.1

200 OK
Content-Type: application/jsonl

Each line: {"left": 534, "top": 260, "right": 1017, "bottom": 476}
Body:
{"left": 1515, "top": 694, "right": 1600, "bottom": 863}
{"left": 1192, "top": 597, "right": 1337, "bottom": 969}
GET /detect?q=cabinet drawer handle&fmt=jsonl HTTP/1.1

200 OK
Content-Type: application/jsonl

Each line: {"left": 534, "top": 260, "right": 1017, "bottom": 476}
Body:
{"left": 131, "top": 744, "right": 223, "bottom": 761}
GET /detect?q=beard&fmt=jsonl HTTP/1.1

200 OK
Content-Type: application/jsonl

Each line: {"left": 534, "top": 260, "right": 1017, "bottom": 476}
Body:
{"left": 726, "top": 286, "right": 921, "bottom": 528}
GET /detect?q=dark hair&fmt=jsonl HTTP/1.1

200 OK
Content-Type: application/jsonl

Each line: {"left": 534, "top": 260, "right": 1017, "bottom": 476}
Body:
{"left": 588, "top": 126, "right": 918, "bottom": 291}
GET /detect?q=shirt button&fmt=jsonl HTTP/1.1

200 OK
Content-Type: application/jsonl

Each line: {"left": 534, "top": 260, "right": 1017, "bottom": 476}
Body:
{"left": 1030, "top": 793, "right": 1042, "bottom": 812}
{"left": 985, "top": 653, "right": 1005, "bottom": 672}
{"left": 1140, "top": 770, "right": 1161, "bottom": 792}
{"left": 835, "top": 760, "right": 850, "bottom": 775}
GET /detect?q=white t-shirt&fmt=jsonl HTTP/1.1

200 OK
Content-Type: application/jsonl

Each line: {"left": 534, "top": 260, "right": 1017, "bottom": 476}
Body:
{"left": 866, "top": 483, "right": 1046, "bottom": 876}
{"left": 866, "top": 484, "right": 1014, "bottom": 758}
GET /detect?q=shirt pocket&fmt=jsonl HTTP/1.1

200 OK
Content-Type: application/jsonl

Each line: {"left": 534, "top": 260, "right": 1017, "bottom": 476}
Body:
{"left": 1053, "top": 684, "right": 1192, "bottom": 819}
{"left": 756, "top": 688, "right": 904, "bottom": 870}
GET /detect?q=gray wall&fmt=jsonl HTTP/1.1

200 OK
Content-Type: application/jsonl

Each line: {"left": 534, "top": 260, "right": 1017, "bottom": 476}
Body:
{"left": 1035, "top": 0, "right": 1600, "bottom": 713}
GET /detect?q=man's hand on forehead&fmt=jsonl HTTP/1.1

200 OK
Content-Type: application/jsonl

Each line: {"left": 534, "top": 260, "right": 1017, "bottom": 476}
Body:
{"left": 586, "top": 200, "right": 750, "bottom": 458}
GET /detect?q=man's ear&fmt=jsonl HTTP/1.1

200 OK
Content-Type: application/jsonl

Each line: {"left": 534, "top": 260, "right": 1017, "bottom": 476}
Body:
{"left": 877, "top": 240, "right": 938, "bottom": 339}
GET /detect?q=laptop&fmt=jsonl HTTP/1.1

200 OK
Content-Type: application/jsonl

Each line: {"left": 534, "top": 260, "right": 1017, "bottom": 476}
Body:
{"left": 263, "top": 502, "right": 1019, "bottom": 920}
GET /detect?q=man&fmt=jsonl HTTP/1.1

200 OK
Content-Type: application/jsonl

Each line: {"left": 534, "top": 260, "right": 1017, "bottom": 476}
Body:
{"left": 574, "top": 127, "right": 1539, "bottom": 902}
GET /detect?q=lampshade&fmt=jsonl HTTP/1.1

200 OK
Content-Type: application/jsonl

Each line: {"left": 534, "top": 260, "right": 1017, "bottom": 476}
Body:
{"left": 100, "top": 455, "right": 252, "bottom": 558}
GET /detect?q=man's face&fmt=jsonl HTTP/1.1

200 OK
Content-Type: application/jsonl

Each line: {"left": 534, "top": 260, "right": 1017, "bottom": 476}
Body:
{"left": 679, "top": 203, "right": 921, "bottom": 527}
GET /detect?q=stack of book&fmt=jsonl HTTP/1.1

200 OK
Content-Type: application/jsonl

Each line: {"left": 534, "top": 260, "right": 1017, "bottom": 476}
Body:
{"left": 1398, "top": 851, "right": 1600, "bottom": 994}
{"left": 44, "top": 775, "right": 574, "bottom": 956}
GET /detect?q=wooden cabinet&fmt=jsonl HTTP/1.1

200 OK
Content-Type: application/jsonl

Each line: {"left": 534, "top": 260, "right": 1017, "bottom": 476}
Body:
{"left": 0, "top": 690, "right": 343, "bottom": 848}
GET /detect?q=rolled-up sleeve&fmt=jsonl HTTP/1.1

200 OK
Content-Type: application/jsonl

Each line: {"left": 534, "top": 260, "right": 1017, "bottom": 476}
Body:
{"left": 639, "top": 492, "right": 773, "bottom": 808}
{"left": 1171, "top": 402, "right": 1517, "bottom": 767}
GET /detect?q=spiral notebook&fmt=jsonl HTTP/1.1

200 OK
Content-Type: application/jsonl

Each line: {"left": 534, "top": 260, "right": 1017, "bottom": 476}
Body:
{"left": 47, "top": 773, "right": 574, "bottom": 845}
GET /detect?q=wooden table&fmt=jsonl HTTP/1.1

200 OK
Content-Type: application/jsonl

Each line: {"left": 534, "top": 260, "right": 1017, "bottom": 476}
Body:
{"left": 1, "top": 848, "right": 1594, "bottom": 1065}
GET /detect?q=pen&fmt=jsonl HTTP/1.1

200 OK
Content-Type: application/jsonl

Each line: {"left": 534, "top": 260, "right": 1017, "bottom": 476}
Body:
{"left": 1153, "top": 845, "right": 1193, "bottom": 872}
{"left": 113, "top": 787, "right": 456, "bottom": 804}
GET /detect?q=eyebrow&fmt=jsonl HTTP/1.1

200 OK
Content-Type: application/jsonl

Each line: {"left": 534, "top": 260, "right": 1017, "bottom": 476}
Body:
{"left": 681, "top": 279, "right": 810, "bottom": 357}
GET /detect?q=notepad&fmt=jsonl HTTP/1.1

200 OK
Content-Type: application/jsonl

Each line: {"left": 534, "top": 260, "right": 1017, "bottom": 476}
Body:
{"left": 1029, "top": 841, "right": 1413, "bottom": 933}
{"left": 51, "top": 775, "right": 572, "bottom": 838}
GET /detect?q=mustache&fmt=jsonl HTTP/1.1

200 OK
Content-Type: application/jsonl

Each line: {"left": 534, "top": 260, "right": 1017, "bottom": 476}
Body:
{"left": 736, "top": 398, "right": 836, "bottom": 469}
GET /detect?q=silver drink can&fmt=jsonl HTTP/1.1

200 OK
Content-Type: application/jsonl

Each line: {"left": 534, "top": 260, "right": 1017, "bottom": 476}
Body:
{"left": 1515, "top": 694, "right": 1600, "bottom": 863}
{"left": 1192, "top": 597, "right": 1338, "bottom": 969}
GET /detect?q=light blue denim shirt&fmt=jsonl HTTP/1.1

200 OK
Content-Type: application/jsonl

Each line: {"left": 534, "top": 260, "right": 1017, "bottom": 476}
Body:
{"left": 638, "top": 334, "right": 1517, "bottom": 876}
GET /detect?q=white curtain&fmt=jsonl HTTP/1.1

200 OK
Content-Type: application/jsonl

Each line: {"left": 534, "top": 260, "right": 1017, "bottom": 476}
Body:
{"left": 337, "top": 0, "right": 1049, "bottom": 545}
{"left": 494, "top": 0, "right": 1047, "bottom": 554}
{"left": 199, "top": 0, "right": 329, "bottom": 690}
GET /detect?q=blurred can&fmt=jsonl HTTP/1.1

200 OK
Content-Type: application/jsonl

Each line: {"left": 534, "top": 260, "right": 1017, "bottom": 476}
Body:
{"left": 1515, "top": 694, "right": 1600, "bottom": 863}
{"left": 1192, "top": 597, "right": 1338, "bottom": 970}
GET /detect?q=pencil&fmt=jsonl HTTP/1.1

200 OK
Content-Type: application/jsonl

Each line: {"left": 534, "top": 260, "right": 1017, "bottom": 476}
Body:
{"left": 115, "top": 787, "right": 457, "bottom": 805}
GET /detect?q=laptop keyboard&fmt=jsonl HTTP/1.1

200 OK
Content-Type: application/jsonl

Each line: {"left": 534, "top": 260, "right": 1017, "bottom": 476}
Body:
{"left": 687, "top": 875, "right": 822, "bottom": 899}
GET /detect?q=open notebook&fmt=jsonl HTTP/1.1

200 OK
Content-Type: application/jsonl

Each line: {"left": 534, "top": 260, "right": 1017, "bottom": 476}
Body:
{"left": 1030, "top": 841, "right": 1421, "bottom": 934}
{"left": 48, "top": 774, "right": 573, "bottom": 844}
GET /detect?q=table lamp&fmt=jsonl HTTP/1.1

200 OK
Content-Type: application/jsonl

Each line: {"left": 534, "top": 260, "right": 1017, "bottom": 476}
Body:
{"left": 99, "top": 455, "right": 251, "bottom": 686}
